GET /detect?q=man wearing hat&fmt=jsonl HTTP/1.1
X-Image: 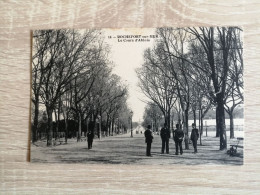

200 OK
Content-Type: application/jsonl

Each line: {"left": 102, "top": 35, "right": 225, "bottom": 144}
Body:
{"left": 190, "top": 123, "right": 199, "bottom": 153}
{"left": 160, "top": 123, "right": 170, "bottom": 154}
{"left": 174, "top": 124, "right": 184, "bottom": 155}
{"left": 144, "top": 125, "right": 153, "bottom": 156}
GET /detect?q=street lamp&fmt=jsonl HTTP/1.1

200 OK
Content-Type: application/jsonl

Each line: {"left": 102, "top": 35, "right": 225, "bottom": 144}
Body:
{"left": 130, "top": 111, "right": 133, "bottom": 138}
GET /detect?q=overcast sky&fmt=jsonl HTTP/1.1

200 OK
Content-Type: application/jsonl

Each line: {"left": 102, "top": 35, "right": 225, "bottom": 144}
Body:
{"left": 103, "top": 28, "right": 158, "bottom": 122}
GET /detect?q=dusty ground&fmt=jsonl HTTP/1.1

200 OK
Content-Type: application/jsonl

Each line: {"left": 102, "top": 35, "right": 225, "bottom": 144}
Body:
{"left": 31, "top": 128, "right": 243, "bottom": 165}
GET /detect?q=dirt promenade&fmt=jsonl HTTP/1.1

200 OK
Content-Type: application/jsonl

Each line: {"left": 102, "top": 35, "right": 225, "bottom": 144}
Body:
{"left": 31, "top": 129, "right": 243, "bottom": 165}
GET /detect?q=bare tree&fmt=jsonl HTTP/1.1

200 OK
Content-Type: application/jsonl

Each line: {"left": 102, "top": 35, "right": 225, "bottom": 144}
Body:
{"left": 142, "top": 27, "right": 243, "bottom": 150}
{"left": 137, "top": 47, "right": 177, "bottom": 132}
{"left": 32, "top": 30, "right": 53, "bottom": 143}
{"left": 33, "top": 29, "right": 103, "bottom": 146}
{"left": 156, "top": 28, "right": 196, "bottom": 149}
{"left": 70, "top": 40, "right": 110, "bottom": 141}
{"left": 186, "top": 27, "right": 244, "bottom": 149}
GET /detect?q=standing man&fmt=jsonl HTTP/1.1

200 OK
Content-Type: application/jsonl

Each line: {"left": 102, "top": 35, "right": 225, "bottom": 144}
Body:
{"left": 160, "top": 123, "right": 170, "bottom": 154}
{"left": 87, "top": 130, "right": 94, "bottom": 149}
{"left": 87, "top": 122, "right": 95, "bottom": 149}
{"left": 174, "top": 124, "right": 184, "bottom": 155}
{"left": 190, "top": 123, "right": 199, "bottom": 153}
{"left": 144, "top": 125, "right": 153, "bottom": 157}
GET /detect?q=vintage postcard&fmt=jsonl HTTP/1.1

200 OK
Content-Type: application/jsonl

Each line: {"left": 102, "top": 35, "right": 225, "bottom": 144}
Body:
{"left": 31, "top": 27, "right": 244, "bottom": 165}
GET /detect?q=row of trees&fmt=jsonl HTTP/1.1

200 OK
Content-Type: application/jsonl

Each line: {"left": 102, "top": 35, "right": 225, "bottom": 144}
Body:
{"left": 142, "top": 103, "right": 164, "bottom": 132}
{"left": 137, "top": 27, "right": 243, "bottom": 150}
{"left": 32, "top": 29, "right": 132, "bottom": 146}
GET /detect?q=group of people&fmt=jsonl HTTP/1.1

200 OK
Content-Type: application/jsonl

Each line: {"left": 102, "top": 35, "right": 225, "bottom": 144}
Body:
{"left": 144, "top": 123, "right": 199, "bottom": 157}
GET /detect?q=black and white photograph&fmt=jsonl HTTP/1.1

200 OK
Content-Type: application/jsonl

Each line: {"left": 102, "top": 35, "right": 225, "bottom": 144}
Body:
{"left": 31, "top": 27, "right": 244, "bottom": 165}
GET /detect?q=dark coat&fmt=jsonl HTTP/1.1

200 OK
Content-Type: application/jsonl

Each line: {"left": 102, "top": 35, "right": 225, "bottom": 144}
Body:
{"left": 174, "top": 129, "right": 184, "bottom": 142}
{"left": 87, "top": 131, "right": 94, "bottom": 141}
{"left": 160, "top": 127, "right": 170, "bottom": 140}
{"left": 191, "top": 128, "right": 199, "bottom": 141}
{"left": 144, "top": 129, "right": 153, "bottom": 143}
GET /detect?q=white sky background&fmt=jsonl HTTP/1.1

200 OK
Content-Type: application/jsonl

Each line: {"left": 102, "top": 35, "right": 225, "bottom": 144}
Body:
{"left": 103, "top": 28, "right": 158, "bottom": 122}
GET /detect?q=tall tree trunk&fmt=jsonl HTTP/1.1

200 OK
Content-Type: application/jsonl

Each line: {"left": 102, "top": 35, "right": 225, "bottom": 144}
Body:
{"left": 184, "top": 109, "right": 189, "bottom": 149}
{"left": 216, "top": 94, "right": 227, "bottom": 150}
{"left": 57, "top": 99, "right": 61, "bottom": 139}
{"left": 199, "top": 109, "right": 203, "bottom": 145}
{"left": 77, "top": 112, "right": 82, "bottom": 142}
{"left": 201, "top": 116, "right": 204, "bottom": 134}
{"left": 112, "top": 118, "right": 115, "bottom": 136}
{"left": 216, "top": 110, "right": 220, "bottom": 137}
{"left": 164, "top": 113, "right": 167, "bottom": 126}
{"left": 99, "top": 113, "right": 102, "bottom": 140}
{"left": 156, "top": 118, "right": 159, "bottom": 132}
{"left": 46, "top": 106, "right": 53, "bottom": 146}
{"left": 198, "top": 109, "right": 201, "bottom": 131}
{"left": 167, "top": 109, "right": 171, "bottom": 131}
{"left": 117, "top": 119, "right": 120, "bottom": 134}
{"left": 201, "top": 111, "right": 204, "bottom": 136}
{"left": 106, "top": 114, "right": 109, "bottom": 136}
{"left": 108, "top": 120, "right": 111, "bottom": 136}
{"left": 229, "top": 112, "right": 234, "bottom": 139}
